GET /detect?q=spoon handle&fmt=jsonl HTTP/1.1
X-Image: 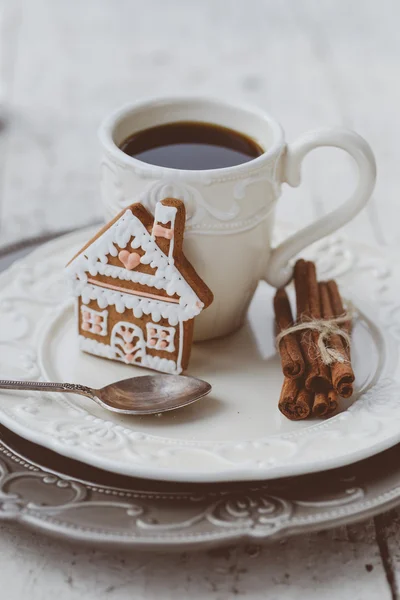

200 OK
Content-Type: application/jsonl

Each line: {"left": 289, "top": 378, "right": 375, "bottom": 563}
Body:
{"left": 0, "top": 379, "right": 96, "bottom": 398}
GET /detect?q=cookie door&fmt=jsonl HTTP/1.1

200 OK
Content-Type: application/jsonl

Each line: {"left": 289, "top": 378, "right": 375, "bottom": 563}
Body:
{"left": 111, "top": 322, "right": 146, "bottom": 365}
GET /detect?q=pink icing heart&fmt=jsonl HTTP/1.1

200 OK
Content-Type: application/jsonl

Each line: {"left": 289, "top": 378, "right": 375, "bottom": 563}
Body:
{"left": 118, "top": 250, "right": 141, "bottom": 270}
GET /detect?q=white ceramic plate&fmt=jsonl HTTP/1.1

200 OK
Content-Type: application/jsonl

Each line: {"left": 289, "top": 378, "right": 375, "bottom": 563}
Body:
{"left": 0, "top": 228, "right": 399, "bottom": 483}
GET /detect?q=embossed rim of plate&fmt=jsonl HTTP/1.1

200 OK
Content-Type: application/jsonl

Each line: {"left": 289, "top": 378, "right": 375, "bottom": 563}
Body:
{"left": 0, "top": 228, "right": 400, "bottom": 483}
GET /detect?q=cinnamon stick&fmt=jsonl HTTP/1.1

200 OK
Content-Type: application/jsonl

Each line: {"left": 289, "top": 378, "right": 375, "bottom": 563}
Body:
{"left": 327, "top": 280, "right": 351, "bottom": 334}
{"left": 312, "top": 389, "right": 339, "bottom": 417}
{"left": 294, "top": 260, "right": 331, "bottom": 393}
{"left": 327, "top": 389, "right": 339, "bottom": 415}
{"left": 313, "top": 392, "right": 330, "bottom": 417}
{"left": 274, "top": 288, "right": 305, "bottom": 379}
{"left": 323, "top": 280, "right": 354, "bottom": 398}
{"left": 278, "top": 377, "right": 314, "bottom": 420}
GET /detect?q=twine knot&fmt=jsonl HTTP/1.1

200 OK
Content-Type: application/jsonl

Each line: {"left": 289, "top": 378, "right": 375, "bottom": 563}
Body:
{"left": 276, "top": 305, "right": 354, "bottom": 366}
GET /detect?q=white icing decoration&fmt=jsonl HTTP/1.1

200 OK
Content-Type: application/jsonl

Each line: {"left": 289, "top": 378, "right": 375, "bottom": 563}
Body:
{"left": 146, "top": 322, "right": 175, "bottom": 353}
{"left": 79, "top": 335, "right": 116, "bottom": 359}
{"left": 69, "top": 282, "right": 200, "bottom": 326}
{"left": 66, "top": 205, "right": 203, "bottom": 320}
{"left": 141, "top": 354, "right": 180, "bottom": 374}
{"left": 153, "top": 203, "right": 177, "bottom": 225}
{"left": 78, "top": 336, "right": 181, "bottom": 374}
{"left": 177, "top": 319, "right": 184, "bottom": 372}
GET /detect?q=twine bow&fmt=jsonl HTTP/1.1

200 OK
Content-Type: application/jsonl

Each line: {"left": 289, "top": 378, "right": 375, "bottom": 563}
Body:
{"left": 276, "top": 306, "right": 354, "bottom": 366}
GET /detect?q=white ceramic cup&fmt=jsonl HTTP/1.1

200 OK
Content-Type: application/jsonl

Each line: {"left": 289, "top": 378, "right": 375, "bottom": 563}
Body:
{"left": 99, "top": 96, "right": 376, "bottom": 341}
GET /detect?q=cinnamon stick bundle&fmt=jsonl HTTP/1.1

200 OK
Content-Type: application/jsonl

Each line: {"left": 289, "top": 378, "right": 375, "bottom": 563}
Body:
{"left": 278, "top": 377, "right": 314, "bottom": 420}
{"left": 294, "top": 260, "right": 331, "bottom": 393}
{"left": 320, "top": 281, "right": 354, "bottom": 398}
{"left": 275, "top": 259, "right": 353, "bottom": 421}
{"left": 274, "top": 288, "right": 305, "bottom": 379}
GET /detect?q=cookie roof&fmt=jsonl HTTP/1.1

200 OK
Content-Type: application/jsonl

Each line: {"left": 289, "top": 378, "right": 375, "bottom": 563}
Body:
{"left": 66, "top": 200, "right": 213, "bottom": 325}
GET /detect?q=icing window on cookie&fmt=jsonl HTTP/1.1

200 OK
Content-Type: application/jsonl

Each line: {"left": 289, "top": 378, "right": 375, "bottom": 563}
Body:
{"left": 81, "top": 306, "right": 108, "bottom": 336}
{"left": 146, "top": 323, "right": 175, "bottom": 352}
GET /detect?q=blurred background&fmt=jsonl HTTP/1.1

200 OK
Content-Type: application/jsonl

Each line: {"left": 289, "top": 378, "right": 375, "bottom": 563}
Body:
{"left": 0, "top": 0, "right": 397, "bottom": 249}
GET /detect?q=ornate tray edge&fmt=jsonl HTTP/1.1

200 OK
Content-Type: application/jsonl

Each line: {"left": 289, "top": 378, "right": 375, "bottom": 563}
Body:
{"left": 1, "top": 432, "right": 400, "bottom": 550}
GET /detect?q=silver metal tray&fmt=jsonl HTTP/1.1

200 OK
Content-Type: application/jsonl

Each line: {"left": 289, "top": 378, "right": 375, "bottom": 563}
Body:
{"left": 1, "top": 424, "right": 400, "bottom": 550}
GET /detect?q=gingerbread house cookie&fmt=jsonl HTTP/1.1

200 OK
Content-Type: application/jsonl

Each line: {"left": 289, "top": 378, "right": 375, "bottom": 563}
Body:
{"left": 66, "top": 198, "right": 213, "bottom": 374}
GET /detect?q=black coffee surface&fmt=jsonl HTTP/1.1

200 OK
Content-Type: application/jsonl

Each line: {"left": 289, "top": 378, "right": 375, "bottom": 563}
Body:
{"left": 119, "top": 121, "right": 264, "bottom": 170}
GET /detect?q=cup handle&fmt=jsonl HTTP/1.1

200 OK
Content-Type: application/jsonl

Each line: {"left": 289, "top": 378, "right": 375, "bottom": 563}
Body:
{"left": 264, "top": 127, "right": 376, "bottom": 288}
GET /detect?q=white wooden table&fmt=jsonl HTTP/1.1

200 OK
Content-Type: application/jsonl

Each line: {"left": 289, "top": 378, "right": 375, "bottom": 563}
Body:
{"left": 0, "top": 1, "right": 399, "bottom": 597}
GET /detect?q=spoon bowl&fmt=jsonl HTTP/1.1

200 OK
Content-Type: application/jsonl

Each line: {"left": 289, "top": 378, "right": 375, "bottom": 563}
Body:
{"left": 94, "top": 375, "right": 212, "bottom": 414}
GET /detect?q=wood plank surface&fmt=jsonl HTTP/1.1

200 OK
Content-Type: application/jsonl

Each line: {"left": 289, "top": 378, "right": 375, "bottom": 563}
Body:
{"left": 0, "top": 520, "right": 392, "bottom": 600}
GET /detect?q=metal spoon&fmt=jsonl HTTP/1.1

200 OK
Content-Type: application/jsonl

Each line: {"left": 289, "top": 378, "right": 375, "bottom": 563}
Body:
{"left": 0, "top": 375, "right": 212, "bottom": 415}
